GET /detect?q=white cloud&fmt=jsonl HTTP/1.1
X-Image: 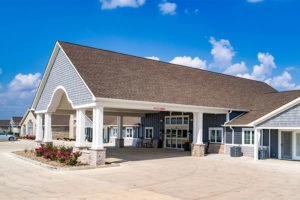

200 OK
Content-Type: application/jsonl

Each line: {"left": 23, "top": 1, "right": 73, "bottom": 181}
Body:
{"left": 0, "top": 73, "right": 41, "bottom": 105}
{"left": 265, "top": 71, "right": 300, "bottom": 90}
{"left": 145, "top": 56, "right": 160, "bottom": 61}
{"left": 223, "top": 62, "right": 248, "bottom": 75}
{"left": 238, "top": 52, "right": 276, "bottom": 81}
{"left": 247, "top": 0, "right": 263, "bottom": 3}
{"left": 209, "top": 37, "right": 235, "bottom": 69}
{"left": 170, "top": 56, "right": 207, "bottom": 69}
{"left": 159, "top": 1, "right": 177, "bottom": 15}
{"left": 99, "top": 0, "right": 145, "bottom": 9}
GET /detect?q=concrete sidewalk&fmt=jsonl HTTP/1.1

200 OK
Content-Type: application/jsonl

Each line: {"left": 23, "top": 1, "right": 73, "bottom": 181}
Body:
{"left": 1, "top": 140, "right": 300, "bottom": 200}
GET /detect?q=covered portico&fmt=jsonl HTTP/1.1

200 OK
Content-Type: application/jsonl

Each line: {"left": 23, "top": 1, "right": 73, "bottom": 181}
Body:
{"left": 33, "top": 85, "right": 230, "bottom": 165}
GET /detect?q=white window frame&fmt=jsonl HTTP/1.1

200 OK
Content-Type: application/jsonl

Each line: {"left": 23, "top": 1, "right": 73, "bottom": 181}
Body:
{"left": 242, "top": 128, "right": 255, "bottom": 146}
{"left": 145, "top": 127, "right": 153, "bottom": 139}
{"left": 125, "top": 127, "right": 134, "bottom": 138}
{"left": 110, "top": 127, "right": 118, "bottom": 138}
{"left": 209, "top": 127, "right": 223, "bottom": 143}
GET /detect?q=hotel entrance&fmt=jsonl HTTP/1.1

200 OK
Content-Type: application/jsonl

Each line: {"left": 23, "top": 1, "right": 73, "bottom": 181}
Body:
{"left": 164, "top": 115, "right": 189, "bottom": 149}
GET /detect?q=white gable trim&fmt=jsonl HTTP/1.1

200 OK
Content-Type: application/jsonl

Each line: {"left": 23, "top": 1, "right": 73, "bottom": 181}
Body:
{"left": 46, "top": 86, "right": 74, "bottom": 112}
{"left": 31, "top": 41, "right": 96, "bottom": 112}
{"left": 32, "top": 42, "right": 60, "bottom": 110}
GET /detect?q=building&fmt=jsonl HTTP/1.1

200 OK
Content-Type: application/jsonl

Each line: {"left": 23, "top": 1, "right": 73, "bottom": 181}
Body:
{"left": 0, "top": 120, "right": 10, "bottom": 132}
{"left": 30, "top": 41, "right": 300, "bottom": 165}
{"left": 20, "top": 109, "right": 70, "bottom": 139}
{"left": 9, "top": 116, "right": 22, "bottom": 133}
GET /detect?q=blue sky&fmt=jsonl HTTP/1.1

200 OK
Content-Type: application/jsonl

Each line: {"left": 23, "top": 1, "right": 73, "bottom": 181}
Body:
{"left": 1, "top": 0, "right": 300, "bottom": 119}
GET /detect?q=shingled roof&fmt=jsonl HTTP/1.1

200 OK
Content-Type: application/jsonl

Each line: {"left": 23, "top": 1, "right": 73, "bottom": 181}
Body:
{"left": 57, "top": 41, "right": 300, "bottom": 126}
{"left": 226, "top": 90, "right": 300, "bottom": 126}
{"left": 59, "top": 41, "right": 276, "bottom": 111}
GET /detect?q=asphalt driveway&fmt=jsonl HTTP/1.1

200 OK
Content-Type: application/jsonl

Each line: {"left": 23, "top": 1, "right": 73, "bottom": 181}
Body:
{"left": 1, "top": 140, "right": 300, "bottom": 200}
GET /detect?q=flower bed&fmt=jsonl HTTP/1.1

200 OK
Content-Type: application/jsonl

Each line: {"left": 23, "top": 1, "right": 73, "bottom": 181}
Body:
{"left": 35, "top": 143, "right": 81, "bottom": 166}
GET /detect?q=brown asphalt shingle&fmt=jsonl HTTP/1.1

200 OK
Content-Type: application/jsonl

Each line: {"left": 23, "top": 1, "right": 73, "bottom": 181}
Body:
{"left": 226, "top": 90, "right": 300, "bottom": 125}
{"left": 59, "top": 41, "right": 276, "bottom": 111}
{"left": 55, "top": 41, "right": 300, "bottom": 126}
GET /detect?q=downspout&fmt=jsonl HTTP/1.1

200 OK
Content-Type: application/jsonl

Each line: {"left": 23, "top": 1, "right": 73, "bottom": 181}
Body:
{"left": 225, "top": 109, "right": 233, "bottom": 153}
{"left": 230, "top": 126, "right": 234, "bottom": 146}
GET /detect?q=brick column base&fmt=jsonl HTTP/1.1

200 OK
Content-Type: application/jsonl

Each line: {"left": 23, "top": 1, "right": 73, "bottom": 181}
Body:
{"left": 191, "top": 144, "right": 205, "bottom": 157}
{"left": 115, "top": 138, "right": 124, "bottom": 148}
{"left": 89, "top": 149, "right": 106, "bottom": 166}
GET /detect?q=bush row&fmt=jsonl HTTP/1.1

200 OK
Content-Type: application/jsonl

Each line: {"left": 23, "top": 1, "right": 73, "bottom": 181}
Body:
{"left": 35, "top": 143, "right": 81, "bottom": 166}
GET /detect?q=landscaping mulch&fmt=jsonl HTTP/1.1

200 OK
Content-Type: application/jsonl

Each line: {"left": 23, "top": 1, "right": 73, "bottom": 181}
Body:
{"left": 13, "top": 150, "right": 87, "bottom": 168}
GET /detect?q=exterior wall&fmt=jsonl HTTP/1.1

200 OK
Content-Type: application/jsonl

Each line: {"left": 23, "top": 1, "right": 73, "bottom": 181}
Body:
{"left": 258, "top": 104, "right": 300, "bottom": 128}
{"left": 20, "top": 112, "right": 36, "bottom": 136}
{"left": 52, "top": 126, "right": 69, "bottom": 139}
{"left": 224, "top": 127, "right": 252, "bottom": 157}
{"left": 209, "top": 143, "right": 224, "bottom": 154}
{"left": 203, "top": 114, "right": 226, "bottom": 142}
{"left": 225, "top": 127, "right": 232, "bottom": 144}
{"left": 36, "top": 49, "right": 94, "bottom": 111}
{"left": 225, "top": 145, "right": 254, "bottom": 157}
{"left": 107, "top": 126, "right": 139, "bottom": 146}
{"left": 270, "top": 129, "right": 278, "bottom": 158}
{"left": 141, "top": 112, "right": 193, "bottom": 140}
{"left": 233, "top": 127, "right": 242, "bottom": 144}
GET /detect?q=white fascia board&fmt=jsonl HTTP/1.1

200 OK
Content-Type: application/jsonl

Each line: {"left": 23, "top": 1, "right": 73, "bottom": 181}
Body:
{"left": 95, "top": 97, "right": 246, "bottom": 114}
{"left": 256, "top": 127, "right": 300, "bottom": 130}
{"left": 250, "top": 97, "right": 300, "bottom": 126}
{"left": 31, "top": 42, "right": 61, "bottom": 110}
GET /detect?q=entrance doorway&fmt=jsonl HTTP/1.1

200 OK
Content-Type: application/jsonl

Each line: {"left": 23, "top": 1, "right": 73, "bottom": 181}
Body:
{"left": 281, "top": 131, "right": 292, "bottom": 159}
{"left": 164, "top": 115, "right": 190, "bottom": 149}
{"left": 165, "top": 129, "right": 188, "bottom": 149}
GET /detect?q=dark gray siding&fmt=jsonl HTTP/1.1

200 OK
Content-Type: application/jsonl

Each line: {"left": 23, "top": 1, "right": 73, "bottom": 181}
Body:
{"left": 225, "top": 127, "right": 232, "bottom": 144}
{"left": 262, "top": 129, "right": 269, "bottom": 146}
{"left": 258, "top": 104, "right": 300, "bottom": 128}
{"left": 233, "top": 127, "right": 242, "bottom": 144}
{"left": 270, "top": 129, "right": 278, "bottom": 158}
{"left": 141, "top": 112, "right": 193, "bottom": 139}
{"left": 203, "top": 114, "right": 226, "bottom": 142}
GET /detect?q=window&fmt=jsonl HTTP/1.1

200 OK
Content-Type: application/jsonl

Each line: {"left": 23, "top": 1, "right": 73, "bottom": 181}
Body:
{"left": 165, "top": 115, "right": 189, "bottom": 125}
{"left": 110, "top": 127, "right": 118, "bottom": 138}
{"left": 28, "top": 120, "right": 33, "bottom": 135}
{"left": 125, "top": 127, "right": 133, "bottom": 138}
{"left": 209, "top": 128, "right": 223, "bottom": 143}
{"left": 145, "top": 127, "right": 153, "bottom": 139}
{"left": 166, "top": 117, "right": 170, "bottom": 124}
{"left": 243, "top": 129, "right": 254, "bottom": 145}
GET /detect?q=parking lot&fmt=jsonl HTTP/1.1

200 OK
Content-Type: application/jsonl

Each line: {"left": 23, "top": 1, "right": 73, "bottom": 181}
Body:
{"left": 1, "top": 140, "right": 300, "bottom": 199}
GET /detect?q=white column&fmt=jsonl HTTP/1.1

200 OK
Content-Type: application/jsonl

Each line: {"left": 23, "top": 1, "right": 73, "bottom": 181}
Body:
{"left": 43, "top": 113, "right": 52, "bottom": 142}
{"left": 35, "top": 113, "right": 43, "bottom": 141}
{"left": 193, "top": 112, "right": 203, "bottom": 144}
{"left": 91, "top": 104, "right": 104, "bottom": 149}
{"left": 75, "top": 109, "right": 86, "bottom": 147}
{"left": 69, "top": 114, "right": 75, "bottom": 139}
{"left": 254, "top": 128, "right": 260, "bottom": 161}
{"left": 117, "top": 116, "right": 123, "bottom": 139}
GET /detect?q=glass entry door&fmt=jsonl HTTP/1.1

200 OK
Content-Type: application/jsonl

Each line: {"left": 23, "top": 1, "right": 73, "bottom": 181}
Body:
{"left": 165, "top": 129, "right": 188, "bottom": 149}
{"left": 281, "top": 131, "right": 292, "bottom": 159}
